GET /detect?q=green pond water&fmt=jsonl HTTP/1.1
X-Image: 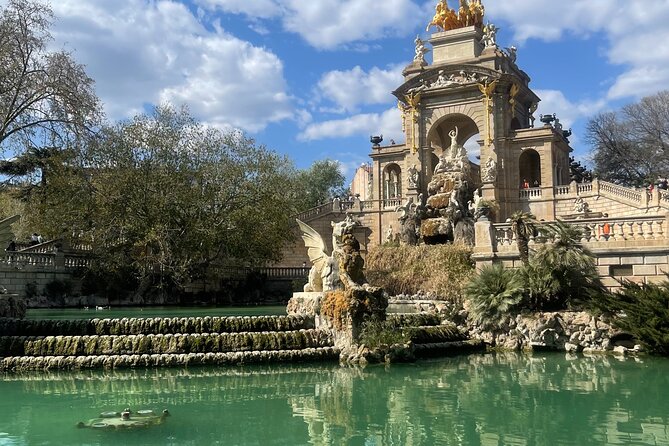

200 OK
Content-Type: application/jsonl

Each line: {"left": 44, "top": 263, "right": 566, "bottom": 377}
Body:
{"left": 26, "top": 306, "right": 287, "bottom": 320}
{"left": 0, "top": 353, "right": 668, "bottom": 445}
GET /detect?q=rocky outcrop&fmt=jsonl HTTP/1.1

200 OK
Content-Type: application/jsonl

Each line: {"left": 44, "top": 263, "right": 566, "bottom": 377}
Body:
{"left": 469, "top": 311, "right": 638, "bottom": 354}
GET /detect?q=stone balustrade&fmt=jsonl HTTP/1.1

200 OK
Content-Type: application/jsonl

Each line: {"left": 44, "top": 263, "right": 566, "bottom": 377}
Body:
{"left": 493, "top": 216, "right": 668, "bottom": 249}
{"left": 519, "top": 187, "right": 542, "bottom": 199}
{"left": 2, "top": 252, "right": 93, "bottom": 269}
{"left": 383, "top": 198, "right": 402, "bottom": 209}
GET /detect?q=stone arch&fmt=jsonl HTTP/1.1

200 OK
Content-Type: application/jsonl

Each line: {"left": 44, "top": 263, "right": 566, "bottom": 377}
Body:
{"left": 383, "top": 163, "right": 402, "bottom": 199}
{"left": 426, "top": 111, "right": 482, "bottom": 155}
{"left": 519, "top": 149, "right": 541, "bottom": 187}
{"left": 425, "top": 104, "right": 485, "bottom": 148}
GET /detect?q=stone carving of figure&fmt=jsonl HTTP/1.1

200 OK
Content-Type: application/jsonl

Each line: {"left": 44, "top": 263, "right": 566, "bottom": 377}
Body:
{"left": 431, "top": 70, "right": 458, "bottom": 88}
{"left": 482, "top": 156, "right": 497, "bottom": 182}
{"left": 414, "top": 35, "right": 430, "bottom": 64}
{"left": 408, "top": 164, "right": 419, "bottom": 188}
{"left": 395, "top": 196, "right": 415, "bottom": 220}
{"left": 433, "top": 154, "right": 450, "bottom": 175}
{"left": 574, "top": 197, "right": 589, "bottom": 214}
{"left": 529, "top": 103, "right": 538, "bottom": 128}
{"left": 506, "top": 46, "right": 517, "bottom": 63}
{"left": 448, "top": 127, "right": 459, "bottom": 158}
{"left": 385, "top": 225, "right": 394, "bottom": 243}
{"left": 473, "top": 188, "right": 483, "bottom": 207}
{"left": 482, "top": 22, "right": 498, "bottom": 48}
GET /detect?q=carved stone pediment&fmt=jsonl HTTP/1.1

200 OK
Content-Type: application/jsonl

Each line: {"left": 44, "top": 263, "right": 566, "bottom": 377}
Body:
{"left": 394, "top": 65, "right": 501, "bottom": 99}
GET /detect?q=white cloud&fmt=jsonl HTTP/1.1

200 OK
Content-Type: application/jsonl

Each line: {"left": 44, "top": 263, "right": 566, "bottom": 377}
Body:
{"left": 317, "top": 65, "right": 404, "bottom": 112}
{"left": 196, "top": 0, "right": 424, "bottom": 49}
{"left": 281, "top": 0, "right": 424, "bottom": 49}
{"left": 194, "top": 0, "right": 281, "bottom": 19}
{"left": 50, "top": 0, "right": 293, "bottom": 132}
{"left": 298, "top": 107, "right": 403, "bottom": 142}
{"left": 487, "top": 0, "right": 669, "bottom": 102}
{"left": 534, "top": 89, "right": 606, "bottom": 130}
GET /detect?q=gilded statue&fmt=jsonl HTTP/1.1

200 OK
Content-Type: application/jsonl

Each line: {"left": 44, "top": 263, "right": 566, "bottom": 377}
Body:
{"left": 427, "top": 0, "right": 485, "bottom": 32}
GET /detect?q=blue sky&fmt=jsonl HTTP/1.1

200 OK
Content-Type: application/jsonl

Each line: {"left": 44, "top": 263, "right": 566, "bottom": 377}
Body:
{"left": 42, "top": 0, "right": 669, "bottom": 180}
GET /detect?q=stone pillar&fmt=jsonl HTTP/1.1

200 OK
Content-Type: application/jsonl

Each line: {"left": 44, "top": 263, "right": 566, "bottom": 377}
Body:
{"left": 55, "top": 250, "right": 66, "bottom": 270}
{"left": 473, "top": 220, "right": 496, "bottom": 270}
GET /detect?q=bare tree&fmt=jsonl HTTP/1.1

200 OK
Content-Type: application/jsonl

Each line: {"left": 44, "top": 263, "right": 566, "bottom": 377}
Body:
{"left": 0, "top": 0, "right": 101, "bottom": 161}
{"left": 586, "top": 90, "right": 669, "bottom": 187}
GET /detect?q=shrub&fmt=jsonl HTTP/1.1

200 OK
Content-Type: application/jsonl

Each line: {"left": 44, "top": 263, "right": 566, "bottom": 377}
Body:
{"left": 592, "top": 279, "right": 669, "bottom": 355}
{"left": 465, "top": 264, "right": 524, "bottom": 330}
{"left": 521, "top": 221, "right": 604, "bottom": 310}
{"left": 365, "top": 244, "right": 474, "bottom": 300}
{"left": 44, "top": 279, "right": 73, "bottom": 299}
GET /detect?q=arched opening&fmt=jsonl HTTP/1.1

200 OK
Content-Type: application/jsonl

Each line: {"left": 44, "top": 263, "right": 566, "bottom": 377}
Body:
{"left": 383, "top": 164, "right": 402, "bottom": 199}
{"left": 427, "top": 113, "right": 480, "bottom": 154}
{"left": 510, "top": 117, "right": 522, "bottom": 131}
{"left": 427, "top": 113, "right": 481, "bottom": 183}
{"left": 519, "top": 149, "right": 541, "bottom": 188}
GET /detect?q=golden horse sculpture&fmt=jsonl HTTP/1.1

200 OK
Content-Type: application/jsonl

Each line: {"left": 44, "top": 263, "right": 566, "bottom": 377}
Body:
{"left": 426, "top": 0, "right": 484, "bottom": 32}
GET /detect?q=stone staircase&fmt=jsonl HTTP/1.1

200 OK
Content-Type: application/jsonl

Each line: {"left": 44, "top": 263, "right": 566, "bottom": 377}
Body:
{"left": 0, "top": 315, "right": 339, "bottom": 371}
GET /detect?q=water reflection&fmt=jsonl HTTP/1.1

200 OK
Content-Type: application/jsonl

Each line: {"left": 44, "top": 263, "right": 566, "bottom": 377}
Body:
{"left": 1, "top": 353, "right": 668, "bottom": 445}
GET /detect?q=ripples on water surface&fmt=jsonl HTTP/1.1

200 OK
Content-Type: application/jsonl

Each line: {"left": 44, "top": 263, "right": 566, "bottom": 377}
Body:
{"left": 0, "top": 353, "right": 668, "bottom": 445}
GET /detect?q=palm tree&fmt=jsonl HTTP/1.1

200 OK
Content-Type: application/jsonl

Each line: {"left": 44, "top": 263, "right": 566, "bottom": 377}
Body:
{"left": 509, "top": 211, "right": 537, "bottom": 265}
{"left": 526, "top": 221, "right": 605, "bottom": 310}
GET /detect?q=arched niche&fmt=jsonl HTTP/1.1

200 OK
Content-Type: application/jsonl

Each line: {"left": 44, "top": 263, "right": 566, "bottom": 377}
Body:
{"left": 519, "top": 149, "right": 541, "bottom": 187}
{"left": 426, "top": 113, "right": 481, "bottom": 182}
{"left": 427, "top": 113, "right": 480, "bottom": 155}
{"left": 383, "top": 163, "right": 402, "bottom": 199}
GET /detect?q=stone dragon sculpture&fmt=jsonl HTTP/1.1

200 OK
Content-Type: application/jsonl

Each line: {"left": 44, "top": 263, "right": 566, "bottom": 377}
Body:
{"left": 296, "top": 216, "right": 369, "bottom": 293}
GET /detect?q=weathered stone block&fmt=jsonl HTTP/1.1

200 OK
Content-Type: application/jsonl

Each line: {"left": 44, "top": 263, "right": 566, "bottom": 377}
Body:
{"left": 598, "top": 257, "right": 620, "bottom": 266}
{"left": 644, "top": 255, "right": 668, "bottom": 265}
{"left": 633, "top": 265, "right": 657, "bottom": 276}
{"left": 620, "top": 256, "right": 644, "bottom": 265}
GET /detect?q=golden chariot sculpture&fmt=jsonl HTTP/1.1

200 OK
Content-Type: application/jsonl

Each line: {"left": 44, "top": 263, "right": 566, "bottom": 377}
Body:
{"left": 426, "top": 0, "right": 485, "bottom": 32}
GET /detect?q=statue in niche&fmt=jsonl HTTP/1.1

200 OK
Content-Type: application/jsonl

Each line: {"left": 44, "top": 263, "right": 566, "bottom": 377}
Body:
{"left": 481, "top": 156, "right": 497, "bottom": 182}
{"left": 408, "top": 164, "right": 420, "bottom": 188}
{"left": 414, "top": 36, "right": 430, "bottom": 64}
{"left": 482, "top": 22, "right": 498, "bottom": 48}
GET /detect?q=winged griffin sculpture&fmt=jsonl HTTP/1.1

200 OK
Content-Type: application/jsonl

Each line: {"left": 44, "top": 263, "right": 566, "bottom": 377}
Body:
{"left": 297, "top": 216, "right": 369, "bottom": 293}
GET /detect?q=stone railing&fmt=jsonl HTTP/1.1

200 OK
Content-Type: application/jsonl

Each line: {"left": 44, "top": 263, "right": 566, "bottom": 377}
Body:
{"left": 519, "top": 187, "right": 542, "bottom": 199}
{"left": 383, "top": 198, "right": 402, "bottom": 209}
{"left": 1, "top": 252, "right": 92, "bottom": 269}
{"left": 598, "top": 181, "right": 643, "bottom": 204}
{"left": 493, "top": 215, "right": 668, "bottom": 249}
{"left": 294, "top": 202, "right": 338, "bottom": 222}
{"left": 219, "top": 266, "right": 310, "bottom": 280}
{"left": 2, "top": 252, "right": 55, "bottom": 268}
{"left": 554, "top": 185, "right": 570, "bottom": 196}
